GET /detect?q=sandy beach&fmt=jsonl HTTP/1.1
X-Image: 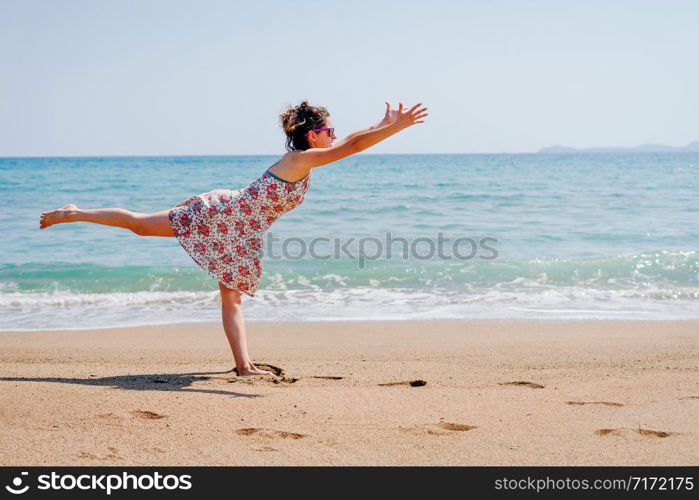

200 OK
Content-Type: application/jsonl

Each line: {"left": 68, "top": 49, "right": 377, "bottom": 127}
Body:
{"left": 0, "top": 319, "right": 697, "bottom": 466}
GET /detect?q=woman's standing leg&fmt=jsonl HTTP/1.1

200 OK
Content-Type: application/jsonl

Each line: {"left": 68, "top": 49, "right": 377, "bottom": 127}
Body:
{"left": 218, "top": 283, "right": 273, "bottom": 376}
{"left": 40, "top": 204, "right": 175, "bottom": 237}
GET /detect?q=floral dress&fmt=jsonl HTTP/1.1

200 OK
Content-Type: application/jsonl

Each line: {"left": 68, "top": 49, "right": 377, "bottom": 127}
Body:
{"left": 168, "top": 168, "right": 311, "bottom": 297}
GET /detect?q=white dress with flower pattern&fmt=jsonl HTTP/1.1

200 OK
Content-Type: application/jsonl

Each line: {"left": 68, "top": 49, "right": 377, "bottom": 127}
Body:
{"left": 168, "top": 168, "right": 311, "bottom": 297}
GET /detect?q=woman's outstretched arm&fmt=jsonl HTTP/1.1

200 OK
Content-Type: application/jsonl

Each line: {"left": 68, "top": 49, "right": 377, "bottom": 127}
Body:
{"left": 289, "top": 102, "right": 428, "bottom": 170}
{"left": 337, "top": 102, "right": 395, "bottom": 144}
{"left": 351, "top": 102, "right": 427, "bottom": 153}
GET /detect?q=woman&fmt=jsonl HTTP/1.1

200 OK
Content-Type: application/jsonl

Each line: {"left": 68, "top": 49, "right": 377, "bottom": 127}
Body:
{"left": 39, "top": 101, "right": 428, "bottom": 376}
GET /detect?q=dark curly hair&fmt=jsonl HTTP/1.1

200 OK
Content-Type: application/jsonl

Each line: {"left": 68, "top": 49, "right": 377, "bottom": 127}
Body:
{"left": 279, "top": 100, "right": 330, "bottom": 151}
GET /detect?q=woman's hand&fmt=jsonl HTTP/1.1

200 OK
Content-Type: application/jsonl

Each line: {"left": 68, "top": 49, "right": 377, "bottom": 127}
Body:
{"left": 391, "top": 102, "right": 428, "bottom": 130}
{"left": 379, "top": 102, "right": 399, "bottom": 127}
{"left": 378, "top": 101, "right": 428, "bottom": 129}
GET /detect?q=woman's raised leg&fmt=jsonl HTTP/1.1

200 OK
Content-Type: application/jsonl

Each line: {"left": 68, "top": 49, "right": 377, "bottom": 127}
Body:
{"left": 219, "top": 282, "right": 273, "bottom": 376}
{"left": 40, "top": 204, "right": 175, "bottom": 237}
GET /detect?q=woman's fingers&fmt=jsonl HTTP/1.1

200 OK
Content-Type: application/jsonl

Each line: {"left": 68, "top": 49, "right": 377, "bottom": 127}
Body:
{"left": 408, "top": 103, "right": 423, "bottom": 113}
{"left": 393, "top": 102, "right": 428, "bottom": 115}
{"left": 391, "top": 102, "right": 428, "bottom": 127}
{"left": 403, "top": 105, "right": 428, "bottom": 117}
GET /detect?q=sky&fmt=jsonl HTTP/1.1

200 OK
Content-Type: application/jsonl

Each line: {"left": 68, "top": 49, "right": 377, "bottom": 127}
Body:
{"left": 1, "top": 0, "right": 697, "bottom": 156}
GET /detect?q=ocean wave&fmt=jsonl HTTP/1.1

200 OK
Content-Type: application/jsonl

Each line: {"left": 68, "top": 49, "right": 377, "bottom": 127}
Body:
{"left": 2, "top": 250, "right": 697, "bottom": 330}
{"left": 2, "top": 283, "right": 698, "bottom": 331}
{"left": 0, "top": 290, "right": 220, "bottom": 308}
{"left": 1, "top": 249, "right": 697, "bottom": 293}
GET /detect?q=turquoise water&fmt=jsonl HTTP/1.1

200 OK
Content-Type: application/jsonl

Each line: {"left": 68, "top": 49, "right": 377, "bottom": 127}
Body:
{"left": 1, "top": 153, "right": 698, "bottom": 329}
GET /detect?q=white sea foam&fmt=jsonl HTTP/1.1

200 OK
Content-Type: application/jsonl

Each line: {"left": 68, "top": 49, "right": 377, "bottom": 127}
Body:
{"left": 2, "top": 285, "right": 698, "bottom": 331}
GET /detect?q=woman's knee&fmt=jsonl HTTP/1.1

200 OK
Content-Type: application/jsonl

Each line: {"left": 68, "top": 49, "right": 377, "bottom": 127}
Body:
{"left": 131, "top": 211, "right": 175, "bottom": 237}
{"left": 124, "top": 211, "right": 148, "bottom": 235}
{"left": 219, "top": 283, "right": 243, "bottom": 307}
{"left": 128, "top": 214, "right": 148, "bottom": 236}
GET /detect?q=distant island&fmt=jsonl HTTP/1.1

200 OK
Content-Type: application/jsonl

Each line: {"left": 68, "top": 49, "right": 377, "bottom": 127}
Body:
{"left": 538, "top": 141, "right": 699, "bottom": 154}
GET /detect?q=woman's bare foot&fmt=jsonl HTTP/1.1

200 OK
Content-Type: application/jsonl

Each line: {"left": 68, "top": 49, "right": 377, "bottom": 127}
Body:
{"left": 236, "top": 364, "right": 274, "bottom": 377}
{"left": 40, "top": 204, "right": 78, "bottom": 229}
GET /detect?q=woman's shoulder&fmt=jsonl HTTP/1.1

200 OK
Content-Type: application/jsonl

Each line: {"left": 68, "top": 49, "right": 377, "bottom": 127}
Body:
{"left": 266, "top": 152, "right": 310, "bottom": 181}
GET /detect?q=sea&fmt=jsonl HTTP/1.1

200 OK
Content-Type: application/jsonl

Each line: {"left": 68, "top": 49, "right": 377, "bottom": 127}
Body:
{"left": 1, "top": 153, "right": 697, "bottom": 330}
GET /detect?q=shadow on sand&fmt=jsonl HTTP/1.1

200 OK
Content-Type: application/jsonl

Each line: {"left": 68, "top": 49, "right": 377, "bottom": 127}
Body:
{"left": 0, "top": 369, "right": 264, "bottom": 398}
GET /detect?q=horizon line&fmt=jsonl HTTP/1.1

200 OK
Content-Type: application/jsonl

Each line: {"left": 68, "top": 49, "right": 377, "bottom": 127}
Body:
{"left": 4, "top": 150, "right": 699, "bottom": 160}
{"left": 0, "top": 152, "right": 532, "bottom": 159}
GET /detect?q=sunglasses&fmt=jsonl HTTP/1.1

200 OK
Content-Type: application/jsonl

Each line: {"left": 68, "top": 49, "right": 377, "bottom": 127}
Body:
{"left": 305, "top": 127, "right": 335, "bottom": 137}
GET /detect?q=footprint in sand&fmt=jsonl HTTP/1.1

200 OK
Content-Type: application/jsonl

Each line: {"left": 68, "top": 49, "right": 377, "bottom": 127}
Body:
{"left": 94, "top": 413, "right": 126, "bottom": 426}
{"left": 566, "top": 401, "right": 624, "bottom": 407}
{"left": 271, "top": 377, "right": 299, "bottom": 384}
{"left": 130, "top": 410, "right": 167, "bottom": 420}
{"left": 595, "top": 428, "right": 676, "bottom": 438}
{"left": 438, "top": 422, "right": 478, "bottom": 432}
{"left": 378, "top": 380, "right": 427, "bottom": 387}
{"left": 235, "top": 428, "right": 307, "bottom": 439}
{"left": 142, "top": 447, "right": 165, "bottom": 454}
{"left": 401, "top": 422, "right": 477, "bottom": 436}
{"left": 78, "top": 448, "right": 124, "bottom": 461}
{"left": 500, "top": 381, "right": 545, "bottom": 389}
